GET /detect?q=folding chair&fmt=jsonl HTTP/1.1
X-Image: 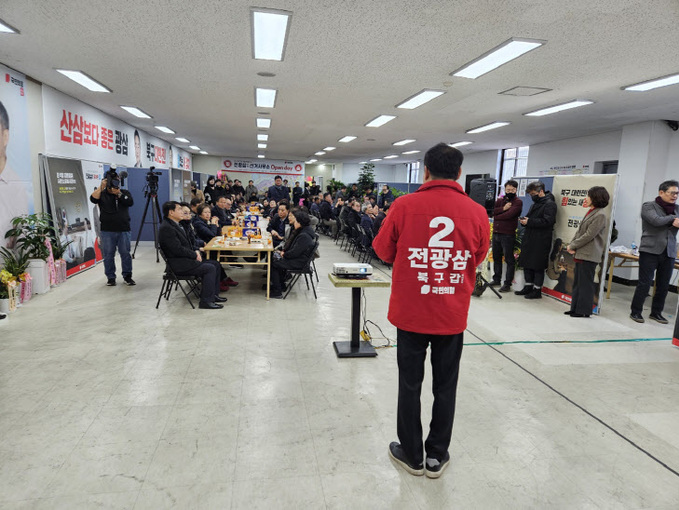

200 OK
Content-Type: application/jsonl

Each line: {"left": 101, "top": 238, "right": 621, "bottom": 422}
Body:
{"left": 156, "top": 249, "right": 201, "bottom": 309}
{"left": 283, "top": 239, "right": 320, "bottom": 299}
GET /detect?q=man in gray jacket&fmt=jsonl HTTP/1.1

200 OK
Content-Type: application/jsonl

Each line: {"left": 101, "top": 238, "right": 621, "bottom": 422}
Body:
{"left": 630, "top": 180, "right": 679, "bottom": 324}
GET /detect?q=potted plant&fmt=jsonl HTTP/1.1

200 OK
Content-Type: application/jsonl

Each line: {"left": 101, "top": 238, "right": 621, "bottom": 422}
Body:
{"left": 0, "top": 269, "right": 16, "bottom": 313}
{"left": 4, "top": 213, "right": 56, "bottom": 295}
{"left": 0, "top": 247, "right": 30, "bottom": 303}
{"left": 357, "top": 163, "right": 376, "bottom": 196}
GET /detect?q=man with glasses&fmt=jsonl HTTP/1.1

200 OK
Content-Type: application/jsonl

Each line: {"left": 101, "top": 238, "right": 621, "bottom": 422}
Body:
{"left": 630, "top": 180, "right": 679, "bottom": 324}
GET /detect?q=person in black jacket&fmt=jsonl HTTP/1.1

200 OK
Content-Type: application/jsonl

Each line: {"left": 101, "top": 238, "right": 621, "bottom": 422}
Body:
{"left": 292, "top": 181, "right": 303, "bottom": 206}
{"left": 269, "top": 207, "right": 317, "bottom": 298}
{"left": 203, "top": 177, "right": 217, "bottom": 204}
{"left": 516, "top": 181, "right": 557, "bottom": 299}
{"left": 89, "top": 169, "right": 135, "bottom": 286}
{"left": 319, "top": 192, "right": 338, "bottom": 236}
{"left": 192, "top": 203, "right": 220, "bottom": 244}
{"left": 267, "top": 202, "right": 289, "bottom": 247}
{"left": 211, "top": 196, "right": 236, "bottom": 228}
{"left": 158, "top": 201, "right": 226, "bottom": 309}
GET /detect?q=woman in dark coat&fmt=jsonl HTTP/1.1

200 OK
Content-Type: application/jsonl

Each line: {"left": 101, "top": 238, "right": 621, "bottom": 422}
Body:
{"left": 516, "top": 181, "right": 557, "bottom": 299}
{"left": 203, "top": 177, "right": 217, "bottom": 204}
{"left": 269, "top": 207, "right": 317, "bottom": 298}
{"left": 565, "top": 186, "right": 610, "bottom": 317}
{"left": 192, "top": 203, "right": 220, "bottom": 243}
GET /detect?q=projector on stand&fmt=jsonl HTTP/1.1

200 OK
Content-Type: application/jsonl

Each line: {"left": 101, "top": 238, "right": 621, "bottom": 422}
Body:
{"left": 332, "top": 263, "right": 373, "bottom": 278}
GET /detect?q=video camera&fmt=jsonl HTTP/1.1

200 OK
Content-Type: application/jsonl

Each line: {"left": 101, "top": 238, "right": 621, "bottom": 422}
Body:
{"left": 104, "top": 164, "right": 127, "bottom": 191}
{"left": 144, "top": 166, "right": 163, "bottom": 197}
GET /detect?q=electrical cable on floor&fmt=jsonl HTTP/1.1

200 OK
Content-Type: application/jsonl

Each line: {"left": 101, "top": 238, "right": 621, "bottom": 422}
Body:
{"left": 465, "top": 327, "right": 679, "bottom": 479}
{"left": 361, "top": 288, "right": 395, "bottom": 349}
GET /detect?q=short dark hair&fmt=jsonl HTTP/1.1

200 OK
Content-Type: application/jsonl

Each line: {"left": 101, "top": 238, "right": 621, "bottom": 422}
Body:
{"left": 588, "top": 186, "right": 610, "bottom": 208}
{"left": 424, "top": 143, "right": 464, "bottom": 180}
{"left": 290, "top": 207, "right": 311, "bottom": 226}
{"left": 179, "top": 202, "right": 190, "bottom": 209}
{"left": 323, "top": 192, "right": 331, "bottom": 199}
{"left": 162, "top": 201, "right": 181, "bottom": 218}
{"left": 659, "top": 180, "right": 679, "bottom": 192}
{"left": 505, "top": 180, "right": 519, "bottom": 188}
{"left": 341, "top": 185, "right": 347, "bottom": 190}
{"left": 190, "top": 197, "right": 203, "bottom": 207}
{"left": 196, "top": 203, "right": 210, "bottom": 216}
{"left": 279, "top": 198, "right": 289, "bottom": 206}
{"left": 0, "top": 101, "right": 9, "bottom": 131}
{"left": 275, "top": 175, "right": 282, "bottom": 180}
{"left": 216, "top": 195, "right": 227, "bottom": 202}
{"left": 526, "top": 181, "right": 545, "bottom": 193}
{"left": 278, "top": 202, "right": 290, "bottom": 212}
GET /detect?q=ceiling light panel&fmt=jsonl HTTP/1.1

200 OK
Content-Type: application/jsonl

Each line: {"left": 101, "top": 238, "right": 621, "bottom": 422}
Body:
{"left": 56, "top": 70, "right": 111, "bottom": 93}
{"left": 449, "top": 141, "right": 473, "bottom": 147}
{"left": 451, "top": 38, "right": 545, "bottom": 79}
{"left": 384, "top": 155, "right": 398, "bottom": 159}
{"left": 623, "top": 73, "right": 679, "bottom": 92}
{"left": 315, "top": 151, "right": 326, "bottom": 156}
{"left": 258, "top": 143, "right": 267, "bottom": 149}
{"left": 199, "top": 151, "right": 208, "bottom": 155}
{"left": 256, "top": 118, "right": 271, "bottom": 129}
{"left": 306, "top": 159, "right": 317, "bottom": 163}
{"left": 524, "top": 100, "right": 593, "bottom": 117}
{"left": 338, "top": 136, "right": 357, "bottom": 143}
{"left": 393, "top": 139, "right": 415, "bottom": 146}
{"left": 258, "top": 154, "right": 265, "bottom": 158}
{"left": 370, "top": 158, "right": 382, "bottom": 162}
{"left": 120, "top": 106, "right": 152, "bottom": 118}
{"left": 251, "top": 9, "right": 292, "bottom": 61}
{"left": 396, "top": 89, "right": 445, "bottom": 109}
{"left": 365, "top": 115, "right": 396, "bottom": 128}
{"left": 189, "top": 145, "right": 200, "bottom": 150}
{"left": 255, "top": 87, "right": 277, "bottom": 107}
{"left": 175, "top": 137, "right": 190, "bottom": 143}
{"left": 0, "top": 18, "right": 19, "bottom": 33}
{"left": 323, "top": 147, "right": 336, "bottom": 151}
{"left": 466, "top": 122, "right": 510, "bottom": 134}
{"left": 402, "top": 150, "right": 420, "bottom": 155}
{"left": 257, "top": 134, "right": 269, "bottom": 141}
{"left": 155, "top": 126, "right": 175, "bottom": 134}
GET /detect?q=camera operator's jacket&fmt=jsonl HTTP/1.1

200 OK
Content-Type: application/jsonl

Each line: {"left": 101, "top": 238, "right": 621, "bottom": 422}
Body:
{"left": 372, "top": 180, "right": 489, "bottom": 335}
{"left": 89, "top": 190, "right": 134, "bottom": 232}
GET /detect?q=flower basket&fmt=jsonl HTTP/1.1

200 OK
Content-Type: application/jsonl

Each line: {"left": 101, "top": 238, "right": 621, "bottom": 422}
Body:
{"left": 19, "top": 273, "right": 32, "bottom": 303}
{"left": 54, "top": 259, "right": 67, "bottom": 285}
{"left": 7, "top": 281, "right": 18, "bottom": 312}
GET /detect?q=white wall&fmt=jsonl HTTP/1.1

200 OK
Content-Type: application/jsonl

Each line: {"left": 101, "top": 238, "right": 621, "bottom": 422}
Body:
{"left": 459, "top": 150, "right": 500, "bottom": 185}
{"left": 526, "top": 130, "right": 622, "bottom": 176}
{"left": 336, "top": 163, "right": 403, "bottom": 185}
{"left": 192, "top": 155, "right": 221, "bottom": 176}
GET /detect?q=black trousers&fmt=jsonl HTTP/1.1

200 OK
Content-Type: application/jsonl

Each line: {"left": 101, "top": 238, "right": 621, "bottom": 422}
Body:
{"left": 631, "top": 251, "right": 675, "bottom": 316}
{"left": 176, "top": 259, "right": 221, "bottom": 303}
{"left": 523, "top": 268, "right": 545, "bottom": 288}
{"left": 396, "top": 329, "right": 464, "bottom": 465}
{"left": 570, "top": 260, "right": 597, "bottom": 315}
{"left": 492, "top": 233, "right": 515, "bottom": 285}
{"left": 270, "top": 258, "right": 297, "bottom": 295}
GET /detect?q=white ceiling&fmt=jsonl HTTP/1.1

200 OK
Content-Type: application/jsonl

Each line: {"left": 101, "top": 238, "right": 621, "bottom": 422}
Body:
{"left": 2, "top": 0, "right": 679, "bottom": 164}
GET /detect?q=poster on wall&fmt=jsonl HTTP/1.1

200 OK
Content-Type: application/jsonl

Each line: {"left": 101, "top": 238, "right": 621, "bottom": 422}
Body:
{"left": 41, "top": 86, "right": 191, "bottom": 171}
{"left": 42, "top": 156, "right": 99, "bottom": 276}
{"left": 219, "top": 157, "right": 305, "bottom": 194}
{"left": 543, "top": 174, "right": 617, "bottom": 312}
{"left": 0, "top": 64, "right": 33, "bottom": 248}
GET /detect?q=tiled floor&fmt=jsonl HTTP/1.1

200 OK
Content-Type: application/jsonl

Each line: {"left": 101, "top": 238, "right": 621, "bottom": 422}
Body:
{"left": 1, "top": 235, "right": 678, "bottom": 509}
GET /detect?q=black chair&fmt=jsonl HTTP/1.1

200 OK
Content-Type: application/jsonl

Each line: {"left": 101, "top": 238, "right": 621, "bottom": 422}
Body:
{"left": 283, "top": 239, "right": 320, "bottom": 299}
{"left": 156, "top": 249, "right": 201, "bottom": 309}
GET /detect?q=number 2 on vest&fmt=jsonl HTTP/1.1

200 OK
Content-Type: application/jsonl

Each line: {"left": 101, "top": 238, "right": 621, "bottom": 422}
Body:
{"left": 429, "top": 216, "right": 455, "bottom": 248}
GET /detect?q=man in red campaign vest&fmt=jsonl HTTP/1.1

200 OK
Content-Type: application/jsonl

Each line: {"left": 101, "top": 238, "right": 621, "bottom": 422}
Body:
{"left": 373, "top": 143, "right": 489, "bottom": 479}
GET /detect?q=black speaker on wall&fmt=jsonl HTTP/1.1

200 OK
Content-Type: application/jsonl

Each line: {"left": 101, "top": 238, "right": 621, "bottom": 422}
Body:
{"left": 465, "top": 173, "right": 490, "bottom": 195}
{"left": 469, "top": 178, "right": 497, "bottom": 216}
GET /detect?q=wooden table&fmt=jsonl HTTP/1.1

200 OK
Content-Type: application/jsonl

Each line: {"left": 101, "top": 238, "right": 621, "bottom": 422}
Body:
{"left": 204, "top": 235, "right": 274, "bottom": 299}
{"left": 328, "top": 273, "right": 391, "bottom": 358}
{"left": 606, "top": 251, "right": 679, "bottom": 299}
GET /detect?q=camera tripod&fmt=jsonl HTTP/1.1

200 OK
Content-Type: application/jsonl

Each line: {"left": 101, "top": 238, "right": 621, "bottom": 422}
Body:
{"left": 132, "top": 188, "right": 162, "bottom": 262}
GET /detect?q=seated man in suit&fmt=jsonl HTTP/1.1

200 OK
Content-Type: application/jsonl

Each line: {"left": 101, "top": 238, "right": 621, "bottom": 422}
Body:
{"left": 211, "top": 196, "right": 236, "bottom": 228}
{"left": 159, "top": 201, "right": 227, "bottom": 310}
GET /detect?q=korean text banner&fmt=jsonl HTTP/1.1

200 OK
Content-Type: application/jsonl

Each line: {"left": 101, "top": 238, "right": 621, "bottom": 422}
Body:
{"left": 42, "top": 86, "right": 191, "bottom": 170}
{"left": 221, "top": 158, "right": 304, "bottom": 177}
{"left": 0, "top": 64, "right": 33, "bottom": 248}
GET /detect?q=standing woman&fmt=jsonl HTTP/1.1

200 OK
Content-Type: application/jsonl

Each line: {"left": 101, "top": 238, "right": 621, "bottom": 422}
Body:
{"left": 565, "top": 186, "right": 610, "bottom": 317}
{"left": 203, "top": 177, "right": 216, "bottom": 205}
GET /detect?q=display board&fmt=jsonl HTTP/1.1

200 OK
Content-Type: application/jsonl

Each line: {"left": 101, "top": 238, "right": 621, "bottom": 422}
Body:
{"left": 515, "top": 175, "right": 617, "bottom": 313}
{"left": 0, "top": 64, "right": 33, "bottom": 248}
{"left": 220, "top": 157, "right": 305, "bottom": 194}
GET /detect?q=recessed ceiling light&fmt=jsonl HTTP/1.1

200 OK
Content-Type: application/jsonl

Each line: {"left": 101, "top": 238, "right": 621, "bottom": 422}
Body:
{"left": 449, "top": 141, "right": 473, "bottom": 147}
{"left": 323, "top": 146, "right": 336, "bottom": 151}
{"left": 365, "top": 115, "right": 396, "bottom": 128}
{"left": 251, "top": 8, "right": 292, "bottom": 61}
{"left": 396, "top": 89, "right": 445, "bottom": 109}
{"left": 155, "top": 126, "right": 175, "bottom": 134}
{"left": 256, "top": 118, "right": 271, "bottom": 129}
{"left": 402, "top": 150, "right": 421, "bottom": 155}
{"left": 189, "top": 145, "right": 200, "bottom": 150}
{"left": 338, "top": 136, "right": 357, "bottom": 143}
{"left": 358, "top": 161, "right": 367, "bottom": 164}
{"left": 120, "top": 106, "right": 152, "bottom": 119}
{"left": 623, "top": 73, "right": 679, "bottom": 92}
{"left": 370, "top": 158, "right": 382, "bottom": 162}
{"left": 258, "top": 143, "right": 267, "bottom": 149}
{"left": 258, "top": 154, "right": 266, "bottom": 159}
{"left": 257, "top": 134, "right": 269, "bottom": 141}
{"left": 306, "top": 159, "right": 317, "bottom": 163}
{"left": 199, "top": 151, "right": 208, "bottom": 155}
{"left": 56, "top": 70, "right": 111, "bottom": 93}
{"left": 451, "top": 38, "right": 546, "bottom": 79}
{"left": 315, "top": 151, "right": 326, "bottom": 156}
{"left": 175, "top": 137, "right": 190, "bottom": 143}
{"left": 466, "top": 122, "right": 510, "bottom": 134}
{"left": 0, "top": 18, "right": 19, "bottom": 34}
{"left": 255, "top": 87, "right": 277, "bottom": 108}
{"left": 393, "top": 139, "right": 415, "bottom": 146}
{"left": 384, "top": 155, "right": 398, "bottom": 159}
{"left": 524, "top": 100, "right": 594, "bottom": 117}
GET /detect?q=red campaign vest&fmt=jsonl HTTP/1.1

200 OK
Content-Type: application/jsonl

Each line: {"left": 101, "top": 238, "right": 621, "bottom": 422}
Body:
{"left": 373, "top": 180, "right": 490, "bottom": 335}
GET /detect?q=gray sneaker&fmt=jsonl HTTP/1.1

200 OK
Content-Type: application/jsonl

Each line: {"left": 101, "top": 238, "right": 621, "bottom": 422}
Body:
{"left": 425, "top": 452, "right": 450, "bottom": 479}
{"left": 388, "top": 442, "right": 423, "bottom": 476}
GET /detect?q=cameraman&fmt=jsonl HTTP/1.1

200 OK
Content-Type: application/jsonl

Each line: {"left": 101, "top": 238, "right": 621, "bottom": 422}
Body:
{"left": 90, "top": 166, "right": 135, "bottom": 286}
